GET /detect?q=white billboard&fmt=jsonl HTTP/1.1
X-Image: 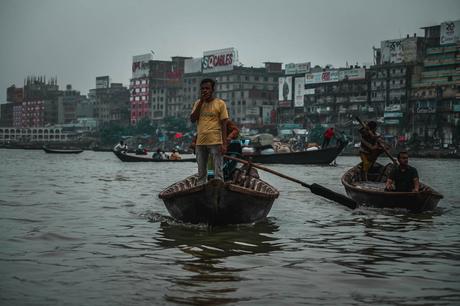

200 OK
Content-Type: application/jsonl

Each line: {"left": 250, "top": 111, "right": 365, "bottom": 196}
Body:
{"left": 202, "top": 48, "right": 238, "bottom": 73}
{"left": 440, "top": 20, "right": 460, "bottom": 45}
{"left": 294, "top": 77, "right": 305, "bottom": 107}
{"left": 132, "top": 54, "right": 152, "bottom": 78}
{"left": 338, "top": 68, "right": 365, "bottom": 81}
{"left": 184, "top": 58, "right": 202, "bottom": 74}
{"left": 278, "top": 76, "right": 292, "bottom": 106}
{"left": 381, "top": 39, "right": 403, "bottom": 63}
{"left": 285, "top": 62, "right": 311, "bottom": 75}
{"left": 305, "top": 70, "right": 339, "bottom": 84}
{"left": 96, "top": 76, "right": 110, "bottom": 89}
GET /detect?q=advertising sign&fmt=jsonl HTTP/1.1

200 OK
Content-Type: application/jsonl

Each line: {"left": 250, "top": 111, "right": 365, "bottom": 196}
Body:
{"left": 305, "top": 71, "right": 339, "bottom": 84}
{"left": 440, "top": 20, "right": 460, "bottom": 45}
{"left": 285, "top": 62, "right": 311, "bottom": 75}
{"left": 294, "top": 77, "right": 305, "bottom": 107}
{"left": 202, "top": 48, "right": 238, "bottom": 73}
{"left": 338, "top": 68, "right": 365, "bottom": 81}
{"left": 96, "top": 76, "right": 109, "bottom": 89}
{"left": 184, "top": 58, "right": 202, "bottom": 74}
{"left": 381, "top": 39, "right": 403, "bottom": 63}
{"left": 278, "top": 76, "right": 292, "bottom": 107}
{"left": 132, "top": 54, "right": 152, "bottom": 78}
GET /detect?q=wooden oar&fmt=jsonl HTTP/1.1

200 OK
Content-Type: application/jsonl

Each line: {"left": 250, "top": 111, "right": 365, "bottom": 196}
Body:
{"left": 224, "top": 155, "right": 357, "bottom": 209}
{"left": 355, "top": 117, "right": 398, "bottom": 165}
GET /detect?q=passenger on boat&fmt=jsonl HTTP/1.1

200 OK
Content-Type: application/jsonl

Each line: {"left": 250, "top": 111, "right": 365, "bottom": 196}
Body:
{"left": 190, "top": 78, "right": 229, "bottom": 184}
{"left": 136, "top": 144, "right": 147, "bottom": 155}
{"left": 152, "top": 148, "right": 164, "bottom": 160}
{"left": 385, "top": 151, "right": 419, "bottom": 192}
{"left": 169, "top": 149, "right": 182, "bottom": 160}
{"left": 322, "top": 127, "right": 335, "bottom": 149}
{"left": 359, "top": 121, "right": 384, "bottom": 181}
{"left": 114, "top": 141, "right": 128, "bottom": 153}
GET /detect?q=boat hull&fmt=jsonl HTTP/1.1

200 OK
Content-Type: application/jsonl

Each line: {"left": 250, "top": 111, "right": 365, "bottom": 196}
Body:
{"left": 245, "top": 143, "right": 346, "bottom": 164}
{"left": 113, "top": 150, "right": 196, "bottom": 162}
{"left": 341, "top": 163, "right": 443, "bottom": 212}
{"left": 159, "top": 177, "right": 279, "bottom": 225}
{"left": 43, "top": 147, "right": 83, "bottom": 154}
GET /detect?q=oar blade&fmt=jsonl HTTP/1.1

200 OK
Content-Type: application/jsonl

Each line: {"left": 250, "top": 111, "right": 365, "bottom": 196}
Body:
{"left": 309, "top": 183, "right": 357, "bottom": 209}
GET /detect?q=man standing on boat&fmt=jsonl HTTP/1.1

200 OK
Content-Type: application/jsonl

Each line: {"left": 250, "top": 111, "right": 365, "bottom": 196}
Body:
{"left": 385, "top": 151, "right": 420, "bottom": 192}
{"left": 359, "top": 120, "right": 384, "bottom": 181}
{"left": 322, "top": 127, "right": 335, "bottom": 149}
{"left": 190, "top": 78, "right": 229, "bottom": 184}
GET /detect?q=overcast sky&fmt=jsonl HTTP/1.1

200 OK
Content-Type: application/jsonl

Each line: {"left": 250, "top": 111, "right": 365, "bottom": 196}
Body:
{"left": 1, "top": 0, "right": 459, "bottom": 101}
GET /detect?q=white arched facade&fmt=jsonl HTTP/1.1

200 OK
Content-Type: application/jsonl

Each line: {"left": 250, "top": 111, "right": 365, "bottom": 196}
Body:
{"left": 0, "top": 127, "right": 70, "bottom": 143}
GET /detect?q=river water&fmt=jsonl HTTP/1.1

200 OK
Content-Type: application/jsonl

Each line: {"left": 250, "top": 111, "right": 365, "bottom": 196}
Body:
{"left": 0, "top": 149, "right": 459, "bottom": 305}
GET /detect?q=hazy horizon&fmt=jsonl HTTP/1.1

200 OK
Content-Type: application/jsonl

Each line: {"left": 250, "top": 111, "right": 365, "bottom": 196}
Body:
{"left": 1, "top": 0, "right": 459, "bottom": 100}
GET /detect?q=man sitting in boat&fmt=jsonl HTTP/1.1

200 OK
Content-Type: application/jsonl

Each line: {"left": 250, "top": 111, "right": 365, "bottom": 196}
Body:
{"left": 385, "top": 151, "right": 419, "bottom": 192}
{"left": 169, "top": 149, "right": 182, "bottom": 160}
{"left": 136, "top": 144, "right": 147, "bottom": 155}
{"left": 152, "top": 148, "right": 164, "bottom": 160}
{"left": 359, "top": 121, "right": 384, "bottom": 181}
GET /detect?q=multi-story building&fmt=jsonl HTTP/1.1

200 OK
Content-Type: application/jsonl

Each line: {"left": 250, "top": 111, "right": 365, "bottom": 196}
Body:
{"left": 182, "top": 49, "right": 282, "bottom": 128}
{"left": 369, "top": 35, "right": 425, "bottom": 138}
{"left": 92, "top": 76, "right": 130, "bottom": 126}
{"left": 411, "top": 20, "right": 460, "bottom": 147}
{"left": 303, "top": 67, "right": 370, "bottom": 135}
{"left": 130, "top": 54, "right": 152, "bottom": 125}
{"left": 57, "top": 85, "right": 85, "bottom": 124}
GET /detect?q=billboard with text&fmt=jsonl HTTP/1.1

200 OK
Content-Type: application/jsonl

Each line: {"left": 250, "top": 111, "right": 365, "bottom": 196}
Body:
{"left": 202, "top": 48, "right": 238, "bottom": 73}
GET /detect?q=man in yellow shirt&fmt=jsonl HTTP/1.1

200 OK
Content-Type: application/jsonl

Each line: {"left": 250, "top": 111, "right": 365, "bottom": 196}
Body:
{"left": 190, "top": 78, "right": 229, "bottom": 184}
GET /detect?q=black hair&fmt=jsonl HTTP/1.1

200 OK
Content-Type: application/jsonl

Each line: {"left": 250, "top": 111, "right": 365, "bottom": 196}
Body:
{"left": 200, "top": 78, "right": 216, "bottom": 89}
{"left": 397, "top": 151, "right": 408, "bottom": 159}
{"left": 367, "top": 121, "right": 377, "bottom": 129}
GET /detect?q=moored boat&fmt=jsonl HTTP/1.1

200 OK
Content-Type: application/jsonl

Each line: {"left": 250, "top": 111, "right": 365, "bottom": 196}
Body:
{"left": 158, "top": 175, "right": 279, "bottom": 225}
{"left": 243, "top": 142, "right": 347, "bottom": 165}
{"left": 113, "top": 150, "right": 196, "bottom": 162}
{"left": 42, "top": 146, "right": 83, "bottom": 154}
{"left": 341, "top": 162, "right": 443, "bottom": 212}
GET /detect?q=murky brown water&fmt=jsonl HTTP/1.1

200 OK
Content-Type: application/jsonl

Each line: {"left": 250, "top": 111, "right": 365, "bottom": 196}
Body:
{"left": 1, "top": 149, "right": 459, "bottom": 305}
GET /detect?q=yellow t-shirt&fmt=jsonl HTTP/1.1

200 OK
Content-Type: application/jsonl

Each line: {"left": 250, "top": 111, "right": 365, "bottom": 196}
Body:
{"left": 191, "top": 98, "right": 229, "bottom": 145}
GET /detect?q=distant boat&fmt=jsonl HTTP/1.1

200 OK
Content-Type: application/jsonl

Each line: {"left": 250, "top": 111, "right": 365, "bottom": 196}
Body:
{"left": 159, "top": 175, "right": 279, "bottom": 225}
{"left": 113, "top": 150, "right": 196, "bottom": 162}
{"left": 243, "top": 142, "right": 347, "bottom": 165}
{"left": 341, "top": 162, "right": 443, "bottom": 212}
{"left": 42, "top": 146, "right": 84, "bottom": 154}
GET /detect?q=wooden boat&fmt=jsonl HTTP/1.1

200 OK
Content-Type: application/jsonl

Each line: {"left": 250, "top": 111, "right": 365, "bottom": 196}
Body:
{"left": 341, "top": 162, "right": 443, "bottom": 212}
{"left": 243, "top": 142, "right": 347, "bottom": 165}
{"left": 113, "top": 150, "right": 196, "bottom": 162}
{"left": 42, "top": 146, "right": 83, "bottom": 154}
{"left": 158, "top": 175, "right": 279, "bottom": 225}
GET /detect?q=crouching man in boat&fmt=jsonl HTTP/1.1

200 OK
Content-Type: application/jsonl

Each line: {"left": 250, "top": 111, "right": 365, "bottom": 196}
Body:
{"left": 169, "top": 149, "right": 182, "bottom": 160}
{"left": 190, "top": 78, "right": 229, "bottom": 184}
{"left": 114, "top": 140, "right": 128, "bottom": 153}
{"left": 385, "top": 151, "right": 420, "bottom": 192}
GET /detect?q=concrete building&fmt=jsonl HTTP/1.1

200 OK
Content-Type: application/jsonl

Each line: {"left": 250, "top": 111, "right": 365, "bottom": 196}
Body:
{"left": 411, "top": 20, "right": 460, "bottom": 147}
{"left": 92, "top": 76, "right": 130, "bottom": 127}
{"left": 57, "top": 84, "right": 86, "bottom": 124}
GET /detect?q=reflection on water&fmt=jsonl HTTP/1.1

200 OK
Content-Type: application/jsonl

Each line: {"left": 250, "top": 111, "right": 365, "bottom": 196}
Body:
{"left": 154, "top": 218, "right": 281, "bottom": 305}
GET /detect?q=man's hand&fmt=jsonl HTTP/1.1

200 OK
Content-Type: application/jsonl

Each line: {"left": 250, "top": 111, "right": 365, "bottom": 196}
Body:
{"left": 220, "top": 144, "right": 227, "bottom": 154}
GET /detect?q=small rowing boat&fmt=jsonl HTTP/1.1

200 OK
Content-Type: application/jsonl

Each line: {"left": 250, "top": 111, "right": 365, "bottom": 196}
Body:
{"left": 341, "top": 162, "right": 443, "bottom": 212}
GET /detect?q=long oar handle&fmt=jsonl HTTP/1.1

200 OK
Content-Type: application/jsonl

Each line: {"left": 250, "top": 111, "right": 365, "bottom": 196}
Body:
{"left": 356, "top": 117, "right": 398, "bottom": 165}
{"left": 224, "top": 155, "right": 311, "bottom": 188}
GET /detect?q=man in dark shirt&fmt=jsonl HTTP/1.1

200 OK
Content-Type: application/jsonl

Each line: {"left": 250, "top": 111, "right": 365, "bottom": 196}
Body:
{"left": 385, "top": 151, "right": 420, "bottom": 192}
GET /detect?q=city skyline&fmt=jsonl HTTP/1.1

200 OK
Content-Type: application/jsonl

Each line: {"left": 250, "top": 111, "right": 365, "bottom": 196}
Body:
{"left": 1, "top": 0, "right": 459, "bottom": 101}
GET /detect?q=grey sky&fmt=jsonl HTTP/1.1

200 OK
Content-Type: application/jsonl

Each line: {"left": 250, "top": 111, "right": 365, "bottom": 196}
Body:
{"left": 1, "top": 0, "right": 459, "bottom": 101}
